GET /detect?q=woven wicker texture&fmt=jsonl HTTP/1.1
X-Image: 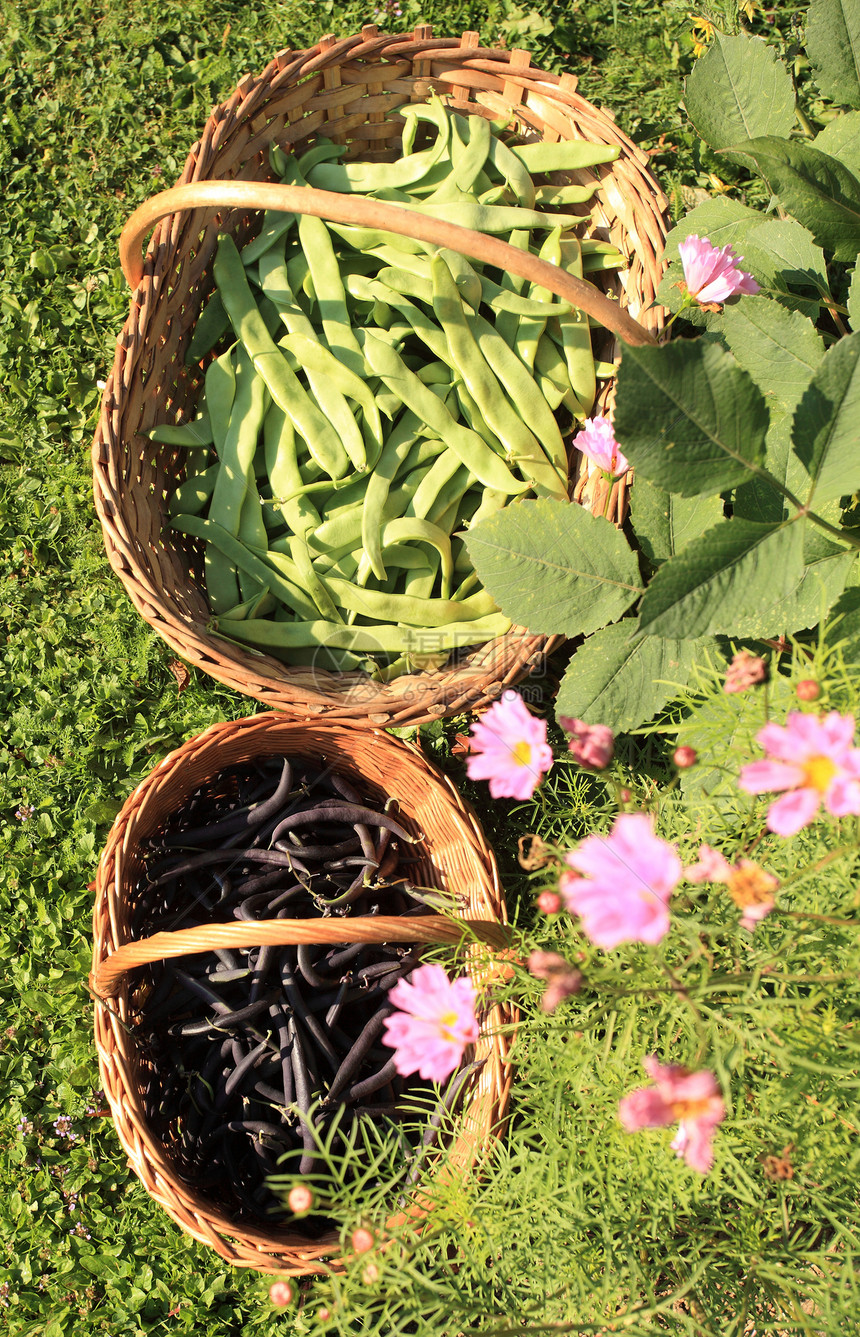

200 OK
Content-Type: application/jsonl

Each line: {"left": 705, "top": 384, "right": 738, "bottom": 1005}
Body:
{"left": 92, "top": 25, "right": 669, "bottom": 726}
{"left": 91, "top": 714, "right": 514, "bottom": 1275}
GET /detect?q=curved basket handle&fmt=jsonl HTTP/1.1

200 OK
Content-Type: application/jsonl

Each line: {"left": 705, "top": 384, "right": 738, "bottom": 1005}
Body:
{"left": 90, "top": 913, "right": 512, "bottom": 999}
{"left": 119, "top": 180, "right": 656, "bottom": 348}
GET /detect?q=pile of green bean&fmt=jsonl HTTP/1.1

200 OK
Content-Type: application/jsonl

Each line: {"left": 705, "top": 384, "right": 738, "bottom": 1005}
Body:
{"left": 153, "top": 95, "right": 626, "bottom": 676}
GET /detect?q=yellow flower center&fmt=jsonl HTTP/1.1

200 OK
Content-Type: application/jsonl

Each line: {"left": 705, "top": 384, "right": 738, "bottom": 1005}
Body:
{"left": 512, "top": 740, "right": 532, "bottom": 768}
{"left": 802, "top": 754, "right": 837, "bottom": 794}
{"left": 726, "top": 861, "right": 777, "bottom": 909}
{"left": 439, "top": 1010, "right": 460, "bottom": 1042}
{"left": 671, "top": 1096, "right": 715, "bottom": 1120}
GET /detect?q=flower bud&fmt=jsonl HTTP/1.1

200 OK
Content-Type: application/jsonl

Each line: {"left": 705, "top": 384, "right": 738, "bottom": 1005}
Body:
{"left": 796, "top": 679, "right": 820, "bottom": 702}
{"left": 362, "top": 1262, "right": 380, "bottom": 1285}
{"left": 288, "top": 1184, "right": 313, "bottom": 1214}
{"left": 536, "top": 891, "right": 561, "bottom": 915}
{"left": 351, "top": 1227, "right": 374, "bottom": 1254}
{"left": 318, "top": 1308, "right": 331, "bottom": 1322}
{"left": 559, "top": 717, "right": 614, "bottom": 770}
{"left": 673, "top": 746, "right": 697, "bottom": 769}
{"left": 269, "top": 1281, "right": 293, "bottom": 1308}
{"left": 620, "top": 788, "right": 632, "bottom": 803}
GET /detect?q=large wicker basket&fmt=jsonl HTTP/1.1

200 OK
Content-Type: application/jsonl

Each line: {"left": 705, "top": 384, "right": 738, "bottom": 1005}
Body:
{"left": 92, "top": 25, "right": 669, "bottom": 726}
{"left": 90, "top": 714, "right": 514, "bottom": 1275}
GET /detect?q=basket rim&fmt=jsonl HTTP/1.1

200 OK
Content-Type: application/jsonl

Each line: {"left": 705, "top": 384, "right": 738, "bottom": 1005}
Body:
{"left": 91, "top": 713, "right": 516, "bottom": 1274}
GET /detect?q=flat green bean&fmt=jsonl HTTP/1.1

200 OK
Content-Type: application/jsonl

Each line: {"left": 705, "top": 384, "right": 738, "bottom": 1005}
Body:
{"left": 508, "top": 140, "right": 620, "bottom": 172}
{"left": 466, "top": 309, "right": 569, "bottom": 487}
{"left": 214, "top": 234, "right": 349, "bottom": 479}
{"left": 167, "top": 464, "right": 218, "bottom": 518}
{"left": 171, "top": 513, "right": 320, "bottom": 621}
{"left": 361, "top": 330, "right": 528, "bottom": 496}
{"left": 148, "top": 413, "right": 214, "bottom": 448}
{"left": 431, "top": 253, "right": 563, "bottom": 498}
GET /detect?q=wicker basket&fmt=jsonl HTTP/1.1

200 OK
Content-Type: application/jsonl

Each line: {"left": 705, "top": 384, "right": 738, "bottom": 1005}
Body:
{"left": 92, "top": 25, "right": 669, "bottom": 727}
{"left": 90, "top": 714, "right": 514, "bottom": 1275}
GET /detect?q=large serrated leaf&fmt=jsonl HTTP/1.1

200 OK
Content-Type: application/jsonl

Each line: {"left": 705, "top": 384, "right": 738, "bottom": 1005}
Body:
{"left": 720, "top": 296, "right": 825, "bottom": 414}
{"left": 792, "top": 331, "right": 860, "bottom": 506}
{"left": 464, "top": 499, "right": 643, "bottom": 638}
{"left": 555, "top": 622, "right": 708, "bottom": 732}
{"left": 849, "top": 264, "right": 860, "bottom": 329}
{"left": 637, "top": 518, "right": 805, "bottom": 638}
{"left": 716, "top": 298, "right": 824, "bottom": 524}
{"left": 783, "top": 538, "right": 857, "bottom": 630}
{"left": 613, "top": 339, "right": 768, "bottom": 497}
{"left": 814, "top": 111, "right": 860, "bottom": 174}
{"left": 630, "top": 478, "right": 724, "bottom": 567}
{"left": 684, "top": 32, "right": 795, "bottom": 155}
{"left": 725, "top": 136, "right": 860, "bottom": 261}
{"left": 807, "top": 0, "right": 860, "bottom": 110}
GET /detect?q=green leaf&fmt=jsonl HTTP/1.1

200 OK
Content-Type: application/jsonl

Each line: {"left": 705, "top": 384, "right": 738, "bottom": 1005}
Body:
{"left": 806, "top": 0, "right": 860, "bottom": 110}
{"left": 814, "top": 110, "right": 860, "bottom": 174}
{"left": 555, "top": 622, "right": 708, "bottom": 731}
{"left": 637, "top": 518, "right": 805, "bottom": 638}
{"left": 464, "top": 499, "right": 643, "bottom": 637}
{"left": 792, "top": 331, "right": 860, "bottom": 506}
{"left": 849, "top": 264, "right": 860, "bottom": 329}
{"left": 769, "top": 534, "right": 857, "bottom": 632}
{"left": 613, "top": 338, "right": 769, "bottom": 497}
{"left": 741, "top": 219, "right": 830, "bottom": 311}
{"left": 725, "top": 295, "right": 824, "bottom": 521}
{"left": 828, "top": 584, "right": 860, "bottom": 656}
{"left": 720, "top": 296, "right": 825, "bottom": 416}
{"left": 724, "top": 136, "right": 860, "bottom": 261}
{"left": 630, "top": 478, "right": 724, "bottom": 566}
{"left": 684, "top": 32, "right": 795, "bottom": 156}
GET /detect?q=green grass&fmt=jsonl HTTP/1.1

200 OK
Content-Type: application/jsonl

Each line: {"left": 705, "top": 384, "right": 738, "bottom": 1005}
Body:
{"left": 2, "top": 2, "right": 858, "bottom": 1334}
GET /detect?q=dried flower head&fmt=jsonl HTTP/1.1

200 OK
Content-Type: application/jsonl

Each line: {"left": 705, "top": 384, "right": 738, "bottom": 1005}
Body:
{"left": 527, "top": 950, "right": 583, "bottom": 1012}
{"left": 559, "top": 718, "right": 615, "bottom": 771}
{"left": 724, "top": 650, "right": 767, "bottom": 694}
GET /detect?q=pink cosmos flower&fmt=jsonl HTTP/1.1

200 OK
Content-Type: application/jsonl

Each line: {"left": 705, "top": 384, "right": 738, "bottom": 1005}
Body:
{"left": 678, "top": 234, "right": 760, "bottom": 306}
{"left": 559, "top": 717, "right": 614, "bottom": 770}
{"left": 571, "top": 415, "right": 629, "bottom": 477}
{"left": 738, "top": 711, "right": 860, "bottom": 837}
{"left": 559, "top": 812, "right": 682, "bottom": 948}
{"left": 619, "top": 1055, "right": 725, "bottom": 1173}
{"left": 685, "top": 843, "right": 733, "bottom": 884}
{"left": 382, "top": 963, "right": 479, "bottom": 1084}
{"left": 466, "top": 689, "right": 553, "bottom": 800}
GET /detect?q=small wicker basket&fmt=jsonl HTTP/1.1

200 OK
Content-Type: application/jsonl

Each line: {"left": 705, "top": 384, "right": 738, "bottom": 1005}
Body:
{"left": 92, "top": 25, "right": 668, "bottom": 727}
{"left": 90, "top": 714, "right": 514, "bottom": 1275}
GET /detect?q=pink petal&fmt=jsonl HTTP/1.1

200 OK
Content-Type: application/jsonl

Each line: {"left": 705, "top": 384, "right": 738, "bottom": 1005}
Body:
{"left": 737, "top": 759, "right": 804, "bottom": 795}
{"left": 766, "top": 786, "right": 821, "bottom": 836}
{"left": 825, "top": 775, "right": 860, "bottom": 816}
{"left": 618, "top": 1087, "right": 674, "bottom": 1131}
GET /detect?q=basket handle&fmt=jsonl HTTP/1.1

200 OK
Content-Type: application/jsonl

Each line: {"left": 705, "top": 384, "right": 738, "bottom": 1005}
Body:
{"left": 89, "top": 913, "right": 511, "bottom": 999}
{"left": 118, "top": 180, "right": 656, "bottom": 348}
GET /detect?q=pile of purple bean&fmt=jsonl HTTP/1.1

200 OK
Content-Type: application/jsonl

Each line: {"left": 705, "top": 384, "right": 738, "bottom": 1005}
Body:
{"left": 130, "top": 752, "right": 444, "bottom": 1224}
